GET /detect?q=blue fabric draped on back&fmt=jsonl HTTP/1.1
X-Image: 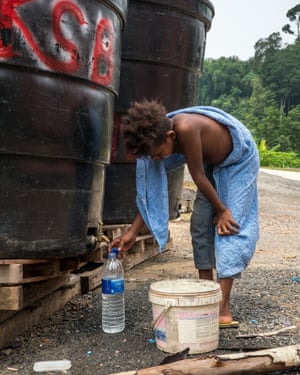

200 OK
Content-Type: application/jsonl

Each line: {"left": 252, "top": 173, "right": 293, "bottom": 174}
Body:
{"left": 136, "top": 153, "right": 185, "bottom": 251}
{"left": 136, "top": 106, "right": 259, "bottom": 278}
{"left": 136, "top": 157, "right": 169, "bottom": 250}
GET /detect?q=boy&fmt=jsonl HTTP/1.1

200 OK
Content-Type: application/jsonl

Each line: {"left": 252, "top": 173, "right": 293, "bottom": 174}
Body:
{"left": 111, "top": 99, "right": 259, "bottom": 326}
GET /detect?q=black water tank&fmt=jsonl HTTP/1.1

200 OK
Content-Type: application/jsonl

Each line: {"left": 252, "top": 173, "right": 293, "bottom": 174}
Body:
{"left": 0, "top": 0, "right": 127, "bottom": 258}
{"left": 103, "top": 0, "right": 214, "bottom": 224}
{"left": 116, "top": 0, "right": 214, "bottom": 112}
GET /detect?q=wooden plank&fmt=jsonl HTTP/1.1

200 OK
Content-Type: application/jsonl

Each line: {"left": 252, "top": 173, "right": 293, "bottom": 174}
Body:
{"left": 103, "top": 224, "right": 131, "bottom": 232}
{"left": 79, "top": 264, "right": 103, "bottom": 294}
{"left": 109, "top": 345, "right": 300, "bottom": 375}
{"left": 0, "top": 261, "right": 63, "bottom": 285}
{"left": 59, "top": 246, "right": 105, "bottom": 271}
{"left": 0, "top": 248, "right": 105, "bottom": 285}
{"left": 122, "top": 236, "right": 171, "bottom": 271}
{"left": 59, "top": 257, "right": 84, "bottom": 272}
{"left": 22, "top": 260, "right": 61, "bottom": 279}
{"left": 0, "top": 274, "right": 71, "bottom": 314}
{"left": 0, "top": 250, "right": 103, "bottom": 274}
{"left": 0, "top": 264, "right": 23, "bottom": 284}
{"left": 0, "top": 259, "right": 49, "bottom": 265}
{"left": 0, "top": 286, "right": 22, "bottom": 310}
{"left": 80, "top": 246, "right": 105, "bottom": 262}
{"left": 0, "top": 274, "right": 81, "bottom": 350}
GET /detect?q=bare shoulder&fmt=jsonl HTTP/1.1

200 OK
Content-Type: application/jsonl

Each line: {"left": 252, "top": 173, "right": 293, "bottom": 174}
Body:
{"left": 173, "top": 113, "right": 214, "bottom": 132}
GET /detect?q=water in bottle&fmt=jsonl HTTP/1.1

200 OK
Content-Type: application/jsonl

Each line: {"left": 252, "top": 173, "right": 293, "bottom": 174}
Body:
{"left": 101, "top": 248, "right": 125, "bottom": 333}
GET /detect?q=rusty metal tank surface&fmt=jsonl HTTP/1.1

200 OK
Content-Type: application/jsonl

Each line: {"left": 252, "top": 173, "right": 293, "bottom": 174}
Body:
{"left": 0, "top": 0, "right": 127, "bottom": 258}
{"left": 103, "top": 0, "right": 214, "bottom": 224}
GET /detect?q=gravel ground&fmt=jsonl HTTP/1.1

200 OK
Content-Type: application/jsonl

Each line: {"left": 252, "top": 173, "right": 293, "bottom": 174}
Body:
{"left": 0, "top": 170, "right": 299, "bottom": 375}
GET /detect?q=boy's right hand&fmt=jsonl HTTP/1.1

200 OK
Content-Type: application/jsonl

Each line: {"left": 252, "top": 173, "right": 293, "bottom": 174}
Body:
{"left": 110, "top": 231, "right": 137, "bottom": 254}
{"left": 214, "top": 207, "right": 240, "bottom": 236}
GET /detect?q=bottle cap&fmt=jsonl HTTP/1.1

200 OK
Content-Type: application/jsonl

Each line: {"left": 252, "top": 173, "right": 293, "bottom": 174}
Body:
{"left": 111, "top": 247, "right": 119, "bottom": 255}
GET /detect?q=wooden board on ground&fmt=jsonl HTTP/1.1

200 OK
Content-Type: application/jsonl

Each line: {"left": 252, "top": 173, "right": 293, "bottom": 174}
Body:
{"left": 0, "top": 275, "right": 80, "bottom": 351}
{"left": 109, "top": 345, "right": 300, "bottom": 375}
{"left": 0, "top": 247, "right": 105, "bottom": 285}
{"left": 0, "top": 274, "right": 71, "bottom": 312}
{"left": 0, "top": 261, "right": 63, "bottom": 284}
{"left": 0, "top": 247, "right": 105, "bottom": 311}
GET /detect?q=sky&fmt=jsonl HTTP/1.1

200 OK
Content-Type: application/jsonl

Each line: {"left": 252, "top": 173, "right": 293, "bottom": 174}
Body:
{"left": 205, "top": 0, "right": 298, "bottom": 60}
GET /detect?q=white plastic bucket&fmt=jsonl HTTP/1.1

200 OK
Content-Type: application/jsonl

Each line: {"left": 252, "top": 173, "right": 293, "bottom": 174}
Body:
{"left": 149, "top": 279, "right": 222, "bottom": 354}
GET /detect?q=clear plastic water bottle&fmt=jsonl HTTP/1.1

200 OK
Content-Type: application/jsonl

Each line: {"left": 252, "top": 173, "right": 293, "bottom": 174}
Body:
{"left": 101, "top": 248, "right": 125, "bottom": 333}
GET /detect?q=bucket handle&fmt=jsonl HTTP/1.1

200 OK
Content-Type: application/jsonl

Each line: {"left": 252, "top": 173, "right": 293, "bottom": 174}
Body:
{"left": 151, "top": 302, "right": 172, "bottom": 330}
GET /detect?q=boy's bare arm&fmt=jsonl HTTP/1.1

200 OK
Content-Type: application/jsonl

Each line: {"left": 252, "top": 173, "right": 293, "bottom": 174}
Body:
{"left": 176, "top": 122, "right": 239, "bottom": 235}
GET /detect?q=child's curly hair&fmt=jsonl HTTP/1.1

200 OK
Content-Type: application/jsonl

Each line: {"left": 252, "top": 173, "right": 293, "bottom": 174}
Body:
{"left": 122, "top": 99, "right": 172, "bottom": 156}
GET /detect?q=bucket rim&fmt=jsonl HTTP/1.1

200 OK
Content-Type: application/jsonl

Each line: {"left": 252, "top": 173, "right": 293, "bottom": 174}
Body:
{"left": 149, "top": 278, "right": 221, "bottom": 295}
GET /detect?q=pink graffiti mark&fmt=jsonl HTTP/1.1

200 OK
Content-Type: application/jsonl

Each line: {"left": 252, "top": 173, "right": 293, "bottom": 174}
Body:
{"left": 0, "top": 0, "right": 115, "bottom": 85}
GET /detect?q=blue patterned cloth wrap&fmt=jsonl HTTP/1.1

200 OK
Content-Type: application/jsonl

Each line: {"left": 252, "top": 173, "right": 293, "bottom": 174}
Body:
{"left": 136, "top": 106, "right": 259, "bottom": 278}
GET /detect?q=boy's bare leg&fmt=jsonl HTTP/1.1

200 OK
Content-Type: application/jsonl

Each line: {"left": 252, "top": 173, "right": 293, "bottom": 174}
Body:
{"left": 198, "top": 271, "right": 234, "bottom": 323}
{"left": 198, "top": 269, "right": 213, "bottom": 280}
{"left": 218, "top": 278, "right": 234, "bottom": 323}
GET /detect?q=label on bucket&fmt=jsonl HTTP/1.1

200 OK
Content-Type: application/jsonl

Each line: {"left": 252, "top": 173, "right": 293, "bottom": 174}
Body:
{"left": 177, "top": 310, "right": 218, "bottom": 344}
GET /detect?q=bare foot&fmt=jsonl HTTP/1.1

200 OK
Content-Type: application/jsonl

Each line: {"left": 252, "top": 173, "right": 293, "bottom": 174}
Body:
{"left": 219, "top": 314, "right": 233, "bottom": 324}
{"left": 219, "top": 296, "right": 233, "bottom": 324}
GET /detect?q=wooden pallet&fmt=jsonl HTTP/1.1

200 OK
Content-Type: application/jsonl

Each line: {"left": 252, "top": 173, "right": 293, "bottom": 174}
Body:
{"left": 0, "top": 230, "right": 171, "bottom": 350}
{"left": 0, "top": 245, "right": 106, "bottom": 311}
{"left": 77, "top": 232, "right": 172, "bottom": 294}
{"left": 0, "top": 274, "right": 81, "bottom": 351}
{"left": 0, "top": 247, "right": 105, "bottom": 284}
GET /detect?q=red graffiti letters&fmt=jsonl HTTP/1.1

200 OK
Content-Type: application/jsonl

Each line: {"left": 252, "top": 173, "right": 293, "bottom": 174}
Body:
{"left": 0, "top": 0, "right": 116, "bottom": 86}
{"left": 51, "top": 1, "right": 86, "bottom": 72}
{"left": 91, "top": 18, "right": 114, "bottom": 86}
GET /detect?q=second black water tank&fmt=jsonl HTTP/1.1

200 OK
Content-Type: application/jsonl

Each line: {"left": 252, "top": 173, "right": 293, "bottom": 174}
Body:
{"left": 103, "top": 0, "right": 214, "bottom": 225}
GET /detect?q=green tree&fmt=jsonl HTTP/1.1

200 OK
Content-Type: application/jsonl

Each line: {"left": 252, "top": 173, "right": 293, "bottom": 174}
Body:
{"left": 259, "top": 42, "right": 300, "bottom": 112}
{"left": 253, "top": 32, "right": 282, "bottom": 68}
{"left": 282, "top": 4, "right": 300, "bottom": 42}
{"left": 231, "top": 75, "right": 277, "bottom": 140}
{"left": 198, "top": 57, "right": 252, "bottom": 105}
{"left": 284, "top": 104, "right": 300, "bottom": 152}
